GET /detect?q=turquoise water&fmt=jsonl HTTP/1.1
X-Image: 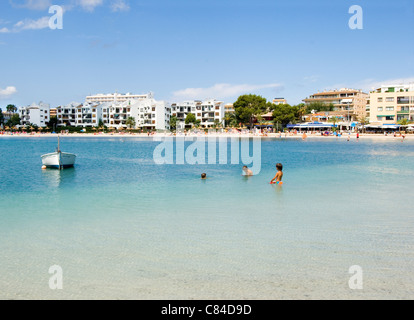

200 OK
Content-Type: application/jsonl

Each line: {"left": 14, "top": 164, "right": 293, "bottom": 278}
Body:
{"left": 0, "top": 136, "right": 413, "bottom": 299}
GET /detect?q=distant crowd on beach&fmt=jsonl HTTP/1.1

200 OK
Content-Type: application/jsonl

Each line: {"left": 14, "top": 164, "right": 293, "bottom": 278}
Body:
{"left": 0, "top": 128, "right": 411, "bottom": 140}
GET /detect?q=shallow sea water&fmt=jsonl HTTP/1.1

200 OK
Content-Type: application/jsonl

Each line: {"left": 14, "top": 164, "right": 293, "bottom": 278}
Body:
{"left": 0, "top": 136, "right": 413, "bottom": 299}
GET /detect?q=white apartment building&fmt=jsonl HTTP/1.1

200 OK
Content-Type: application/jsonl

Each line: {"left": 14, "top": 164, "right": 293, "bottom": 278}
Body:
{"left": 171, "top": 99, "right": 225, "bottom": 128}
{"left": 19, "top": 102, "right": 50, "bottom": 127}
{"left": 129, "top": 99, "right": 170, "bottom": 130}
{"left": 86, "top": 92, "right": 153, "bottom": 104}
{"left": 101, "top": 98, "right": 170, "bottom": 130}
{"left": 57, "top": 102, "right": 82, "bottom": 127}
{"left": 76, "top": 102, "right": 103, "bottom": 127}
{"left": 368, "top": 84, "right": 414, "bottom": 124}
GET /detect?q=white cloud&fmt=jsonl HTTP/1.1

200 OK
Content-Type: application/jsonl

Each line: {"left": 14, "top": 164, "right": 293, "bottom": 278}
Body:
{"left": 4, "top": 16, "right": 50, "bottom": 32}
{"left": 16, "top": 16, "right": 50, "bottom": 30}
{"left": 76, "top": 0, "right": 104, "bottom": 12}
{"left": 111, "top": 0, "right": 129, "bottom": 12}
{"left": 172, "top": 83, "right": 283, "bottom": 101}
{"left": 0, "top": 86, "right": 18, "bottom": 99}
{"left": 9, "top": 0, "right": 52, "bottom": 10}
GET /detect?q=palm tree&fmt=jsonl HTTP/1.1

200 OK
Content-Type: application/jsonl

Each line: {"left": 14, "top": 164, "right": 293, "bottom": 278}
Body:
{"left": 126, "top": 117, "right": 136, "bottom": 129}
{"left": 329, "top": 116, "right": 339, "bottom": 132}
{"left": 398, "top": 118, "right": 409, "bottom": 126}
{"left": 224, "top": 113, "right": 236, "bottom": 128}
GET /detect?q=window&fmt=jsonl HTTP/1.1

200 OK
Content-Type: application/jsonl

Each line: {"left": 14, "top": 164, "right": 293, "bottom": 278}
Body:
{"left": 385, "top": 116, "right": 394, "bottom": 121}
{"left": 377, "top": 107, "right": 383, "bottom": 111}
{"left": 397, "top": 97, "right": 409, "bottom": 104}
{"left": 385, "top": 97, "right": 394, "bottom": 102}
{"left": 386, "top": 107, "right": 394, "bottom": 111}
{"left": 377, "top": 98, "right": 383, "bottom": 102}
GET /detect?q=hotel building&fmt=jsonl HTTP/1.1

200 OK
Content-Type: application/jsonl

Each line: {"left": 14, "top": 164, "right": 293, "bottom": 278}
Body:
{"left": 171, "top": 99, "right": 225, "bottom": 128}
{"left": 303, "top": 88, "right": 368, "bottom": 121}
{"left": 273, "top": 98, "right": 287, "bottom": 105}
{"left": 19, "top": 102, "right": 50, "bottom": 127}
{"left": 100, "top": 98, "right": 170, "bottom": 130}
{"left": 224, "top": 103, "right": 235, "bottom": 114}
{"left": 86, "top": 92, "right": 153, "bottom": 104}
{"left": 76, "top": 102, "right": 103, "bottom": 127}
{"left": 368, "top": 84, "right": 414, "bottom": 125}
{"left": 57, "top": 102, "right": 82, "bottom": 127}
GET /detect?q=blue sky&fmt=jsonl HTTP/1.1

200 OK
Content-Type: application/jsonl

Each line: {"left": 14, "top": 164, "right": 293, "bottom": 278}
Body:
{"left": 1, "top": 0, "right": 413, "bottom": 107}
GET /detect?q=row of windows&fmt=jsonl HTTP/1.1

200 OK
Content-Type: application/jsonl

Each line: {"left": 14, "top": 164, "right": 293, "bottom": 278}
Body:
{"left": 377, "top": 96, "right": 414, "bottom": 103}
{"left": 377, "top": 106, "right": 414, "bottom": 112}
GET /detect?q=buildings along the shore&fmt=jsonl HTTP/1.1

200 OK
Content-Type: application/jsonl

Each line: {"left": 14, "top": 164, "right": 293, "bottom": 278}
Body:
{"left": 367, "top": 84, "right": 414, "bottom": 126}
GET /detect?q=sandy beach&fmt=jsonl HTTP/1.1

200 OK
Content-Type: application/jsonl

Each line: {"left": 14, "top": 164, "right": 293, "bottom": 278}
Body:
{"left": 1, "top": 132, "right": 413, "bottom": 141}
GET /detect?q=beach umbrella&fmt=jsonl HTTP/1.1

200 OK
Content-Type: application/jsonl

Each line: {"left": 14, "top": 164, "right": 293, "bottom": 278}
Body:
{"left": 5, "top": 126, "right": 10, "bottom": 131}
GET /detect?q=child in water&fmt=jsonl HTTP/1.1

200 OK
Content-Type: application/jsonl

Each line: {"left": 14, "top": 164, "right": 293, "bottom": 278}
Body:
{"left": 242, "top": 166, "right": 253, "bottom": 176}
{"left": 270, "top": 163, "right": 284, "bottom": 185}
{"left": 201, "top": 173, "right": 207, "bottom": 180}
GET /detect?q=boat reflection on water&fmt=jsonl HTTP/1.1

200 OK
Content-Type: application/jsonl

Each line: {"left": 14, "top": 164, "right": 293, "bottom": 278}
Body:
{"left": 41, "top": 167, "right": 77, "bottom": 188}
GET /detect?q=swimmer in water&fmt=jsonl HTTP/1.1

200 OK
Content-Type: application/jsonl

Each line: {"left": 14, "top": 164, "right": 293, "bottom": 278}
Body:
{"left": 270, "top": 163, "right": 284, "bottom": 185}
{"left": 201, "top": 173, "right": 207, "bottom": 180}
{"left": 242, "top": 166, "right": 253, "bottom": 176}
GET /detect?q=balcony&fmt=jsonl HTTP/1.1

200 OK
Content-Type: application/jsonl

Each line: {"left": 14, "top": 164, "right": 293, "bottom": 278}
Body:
{"left": 397, "top": 110, "right": 409, "bottom": 114}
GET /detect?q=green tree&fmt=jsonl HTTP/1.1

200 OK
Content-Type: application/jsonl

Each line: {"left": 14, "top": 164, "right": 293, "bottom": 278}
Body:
{"left": 185, "top": 113, "right": 197, "bottom": 125}
{"left": 170, "top": 116, "right": 178, "bottom": 130}
{"left": 272, "top": 104, "right": 300, "bottom": 129}
{"left": 213, "top": 119, "right": 222, "bottom": 129}
{"left": 126, "top": 116, "right": 136, "bottom": 129}
{"left": 98, "top": 118, "right": 104, "bottom": 128}
{"left": 46, "top": 116, "right": 58, "bottom": 131}
{"left": 0, "top": 108, "right": 4, "bottom": 126}
{"left": 329, "top": 116, "right": 339, "bottom": 126}
{"left": 234, "top": 94, "right": 268, "bottom": 127}
{"left": 306, "top": 102, "right": 335, "bottom": 114}
{"left": 398, "top": 118, "right": 409, "bottom": 126}
{"left": 6, "top": 104, "right": 17, "bottom": 113}
{"left": 224, "top": 113, "right": 237, "bottom": 127}
{"left": 6, "top": 114, "right": 21, "bottom": 127}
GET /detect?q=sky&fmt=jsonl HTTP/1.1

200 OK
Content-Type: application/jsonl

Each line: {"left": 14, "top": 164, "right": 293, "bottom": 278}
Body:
{"left": 1, "top": 0, "right": 414, "bottom": 108}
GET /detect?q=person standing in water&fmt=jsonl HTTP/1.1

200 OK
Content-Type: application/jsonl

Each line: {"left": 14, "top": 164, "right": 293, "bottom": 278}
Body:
{"left": 270, "top": 163, "right": 284, "bottom": 185}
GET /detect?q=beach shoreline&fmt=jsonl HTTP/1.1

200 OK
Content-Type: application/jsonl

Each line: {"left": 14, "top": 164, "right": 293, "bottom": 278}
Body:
{"left": 0, "top": 132, "right": 412, "bottom": 141}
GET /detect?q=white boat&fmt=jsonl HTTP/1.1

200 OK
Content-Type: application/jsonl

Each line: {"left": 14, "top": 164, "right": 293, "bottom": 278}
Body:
{"left": 41, "top": 136, "right": 76, "bottom": 169}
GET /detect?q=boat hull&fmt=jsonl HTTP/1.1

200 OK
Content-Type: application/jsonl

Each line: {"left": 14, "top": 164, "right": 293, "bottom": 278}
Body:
{"left": 41, "top": 152, "right": 76, "bottom": 169}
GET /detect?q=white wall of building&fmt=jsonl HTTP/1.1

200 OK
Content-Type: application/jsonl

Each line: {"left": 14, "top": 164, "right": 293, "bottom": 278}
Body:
{"left": 19, "top": 102, "right": 50, "bottom": 127}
